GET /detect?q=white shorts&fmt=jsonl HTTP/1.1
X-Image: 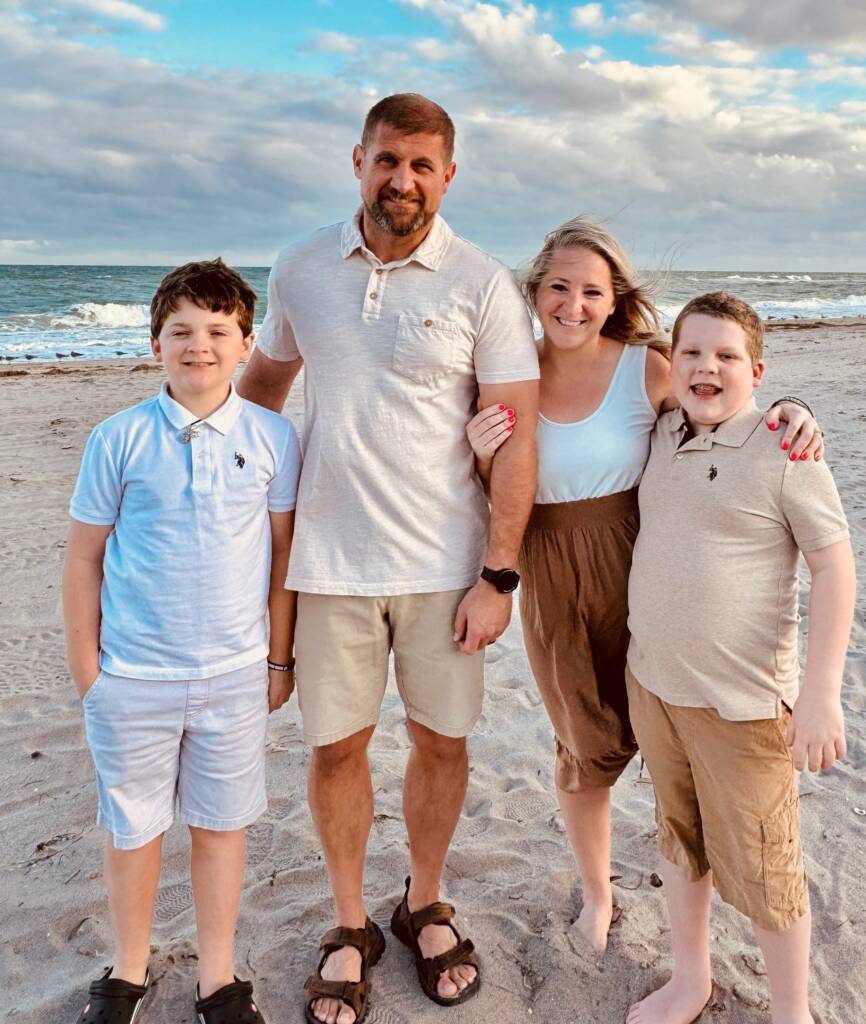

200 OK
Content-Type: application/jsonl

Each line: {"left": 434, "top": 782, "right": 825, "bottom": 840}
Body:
{"left": 82, "top": 659, "right": 269, "bottom": 850}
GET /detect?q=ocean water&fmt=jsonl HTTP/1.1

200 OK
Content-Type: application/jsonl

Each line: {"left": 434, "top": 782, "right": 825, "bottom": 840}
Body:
{"left": 1, "top": 265, "right": 865, "bottom": 362}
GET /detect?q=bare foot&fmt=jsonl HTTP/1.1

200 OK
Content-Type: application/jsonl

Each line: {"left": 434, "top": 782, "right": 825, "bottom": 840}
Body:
{"left": 627, "top": 975, "right": 712, "bottom": 1024}
{"left": 770, "top": 1010, "right": 814, "bottom": 1024}
{"left": 311, "top": 945, "right": 361, "bottom": 1024}
{"left": 576, "top": 892, "right": 615, "bottom": 955}
{"left": 416, "top": 922, "right": 477, "bottom": 1000}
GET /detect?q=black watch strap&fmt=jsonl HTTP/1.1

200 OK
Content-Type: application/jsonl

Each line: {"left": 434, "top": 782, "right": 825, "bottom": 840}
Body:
{"left": 480, "top": 565, "right": 520, "bottom": 593}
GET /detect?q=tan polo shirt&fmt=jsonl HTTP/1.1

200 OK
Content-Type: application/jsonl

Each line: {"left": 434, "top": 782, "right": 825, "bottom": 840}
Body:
{"left": 627, "top": 400, "right": 849, "bottom": 720}
{"left": 256, "top": 212, "right": 539, "bottom": 595}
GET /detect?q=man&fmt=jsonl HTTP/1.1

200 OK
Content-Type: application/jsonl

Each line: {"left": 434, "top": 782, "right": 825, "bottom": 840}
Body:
{"left": 239, "top": 93, "right": 539, "bottom": 1024}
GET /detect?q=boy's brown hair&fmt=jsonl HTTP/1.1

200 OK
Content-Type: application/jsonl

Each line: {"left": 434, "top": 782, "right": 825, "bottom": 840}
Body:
{"left": 672, "top": 291, "right": 764, "bottom": 362}
{"left": 361, "top": 93, "right": 455, "bottom": 163}
{"left": 150, "top": 258, "right": 257, "bottom": 338}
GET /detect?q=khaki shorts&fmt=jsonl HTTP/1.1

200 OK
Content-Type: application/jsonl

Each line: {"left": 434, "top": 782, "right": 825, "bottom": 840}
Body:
{"left": 626, "top": 668, "right": 809, "bottom": 932}
{"left": 295, "top": 590, "right": 485, "bottom": 746}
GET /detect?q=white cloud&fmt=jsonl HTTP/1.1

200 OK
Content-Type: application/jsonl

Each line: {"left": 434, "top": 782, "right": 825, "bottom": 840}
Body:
{"left": 571, "top": 3, "right": 604, "bottom": 30}
{"left": 2, "top": 0, "right": 866, "bottom": 269}
{"left": 642, "top": 0, "right": 866, "bottom": 50}
{"left": 413, "top": 37, "right": 453, "bottom": 61}
{"left": 307, "top": 30, "right": 356, "bottom": 54}
{"left": 64, "top": 0, "right": 164, "bottom": 30}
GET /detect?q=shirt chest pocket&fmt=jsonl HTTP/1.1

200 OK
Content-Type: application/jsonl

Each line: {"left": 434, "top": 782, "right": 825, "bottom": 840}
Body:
{"left": 392, "top": 313, "right": 461, "bottom": 385}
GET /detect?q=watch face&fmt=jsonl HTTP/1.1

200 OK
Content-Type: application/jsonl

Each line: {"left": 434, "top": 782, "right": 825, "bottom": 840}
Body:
{"left": 497, "top": 569, "right": 520, "bottom": 593}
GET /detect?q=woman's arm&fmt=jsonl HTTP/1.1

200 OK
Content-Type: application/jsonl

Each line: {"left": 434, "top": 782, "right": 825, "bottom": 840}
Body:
{"left": 466, "top": 403, "right": 516, "bottom": 493}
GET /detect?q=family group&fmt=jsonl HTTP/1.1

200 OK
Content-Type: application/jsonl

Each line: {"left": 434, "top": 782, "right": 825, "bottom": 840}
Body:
{"left": 63, "top": 93, "right": 855, "bottom": 1024}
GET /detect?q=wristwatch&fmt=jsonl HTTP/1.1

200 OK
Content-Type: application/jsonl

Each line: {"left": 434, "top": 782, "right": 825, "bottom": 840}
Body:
{"left": 480, "top": 565, "right": 520, "bottom": 593}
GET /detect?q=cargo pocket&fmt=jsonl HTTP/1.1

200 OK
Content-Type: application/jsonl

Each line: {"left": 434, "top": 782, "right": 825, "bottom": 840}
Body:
{"left": 761, "top": 801, "right": 806, "bottom": 911}
{"left": 392, "top": 313, "right": 458, "bottom": 385}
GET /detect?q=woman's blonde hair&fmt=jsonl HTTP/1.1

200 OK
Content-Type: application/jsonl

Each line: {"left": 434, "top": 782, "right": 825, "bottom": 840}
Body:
{"left": 521, "top": 216, "right": 668, "bottom": 352}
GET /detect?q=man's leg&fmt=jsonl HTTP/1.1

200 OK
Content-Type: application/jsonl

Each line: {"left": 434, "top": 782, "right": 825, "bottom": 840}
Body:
{"left": 104, "top": 834, "right": 163, "bottom": 985}
{"left": 557, "top": 785, "right": 614, "bottom": 953}
{"left": 753, "top": 912, "right": 813, "bottom": 1024}
{"left": 627, "top": 855, "right": 714, "bottom": 1024}
{"left": 403, "top": 720, "right": 476, "bottom": 998}
{"left": 308, "top": 725, "right": 376, "bottom": 1024}
{"left": 189, "top": 826, "right": 246, "bottom": 998}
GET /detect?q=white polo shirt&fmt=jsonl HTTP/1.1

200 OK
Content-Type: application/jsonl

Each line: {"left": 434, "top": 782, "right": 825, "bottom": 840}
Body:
{"left": 257, "top": 212, "right": 539, "bottom": 595}
{"left": 70, "top": 383, "right": 301, "bottom": 680}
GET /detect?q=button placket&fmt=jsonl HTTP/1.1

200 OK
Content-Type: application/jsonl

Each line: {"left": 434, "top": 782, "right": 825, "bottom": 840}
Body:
{"left": 363, "top": 265, "right": 386, "bottom": 319}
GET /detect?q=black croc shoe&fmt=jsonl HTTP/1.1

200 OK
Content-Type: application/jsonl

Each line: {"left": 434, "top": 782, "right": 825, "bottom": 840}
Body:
{"left": 77, "top": 967, "right": 150, "bottom": 1024}
{"left": 195, "top": 978, "right": 266, "bottom": 1024}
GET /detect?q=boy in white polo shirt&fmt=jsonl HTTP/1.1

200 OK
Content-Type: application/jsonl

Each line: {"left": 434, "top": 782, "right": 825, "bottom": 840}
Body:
{"left": 63, "top": 259, "right": 301, "bottom": 1024}
{"left": 625, "top": 292, "right": 855, "bottom": 1024}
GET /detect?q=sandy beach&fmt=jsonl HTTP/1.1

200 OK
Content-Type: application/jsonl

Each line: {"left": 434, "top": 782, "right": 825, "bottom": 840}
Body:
{"left": 2, "top": 319, "right": 864, "bottom": 1024}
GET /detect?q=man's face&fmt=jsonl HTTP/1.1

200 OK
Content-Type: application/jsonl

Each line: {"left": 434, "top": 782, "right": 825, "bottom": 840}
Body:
{"left": 672, "top": 313, "right": 764, "bottom": 431}
{"left": 353, "top": 124, "right": 456, "bottom": 238}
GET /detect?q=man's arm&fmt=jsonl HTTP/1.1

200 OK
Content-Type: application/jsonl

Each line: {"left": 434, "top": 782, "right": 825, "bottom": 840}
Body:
{"left": 788, "top": 539, "right": 856, "bottom": 771}
{"left": 63, "top": 520, "right": 111, "bottom": 697}
{"left": 237, "top": 349, "right": 303, "bottom": 413}
{"left": 453, "top": 379, "right": 538, "bottom": 654}
{"left": 266, "top": 510, "right": 297, "bottom": 712}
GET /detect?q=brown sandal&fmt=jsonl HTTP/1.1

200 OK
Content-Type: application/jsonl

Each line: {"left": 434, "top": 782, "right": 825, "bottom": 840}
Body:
{"left": 303, "top": 918, "right": 386, "bottom": 1024}
{"left": 389, "top": 877, "right": 481, "bottom": 1006}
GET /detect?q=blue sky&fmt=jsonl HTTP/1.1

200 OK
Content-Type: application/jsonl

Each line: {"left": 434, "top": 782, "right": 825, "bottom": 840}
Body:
{"left": 3, "top": 0, "right": 866, "bottom": 268}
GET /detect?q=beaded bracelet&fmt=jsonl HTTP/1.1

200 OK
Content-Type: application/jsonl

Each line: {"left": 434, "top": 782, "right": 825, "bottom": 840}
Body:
{"left": 770, "top": 395, "right": 814, "bottom": 417}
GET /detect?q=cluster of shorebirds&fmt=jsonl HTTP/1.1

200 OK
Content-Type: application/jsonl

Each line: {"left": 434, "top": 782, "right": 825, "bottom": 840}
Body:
{"left": 2, "top": 350, "right": 145, "bottom": 362}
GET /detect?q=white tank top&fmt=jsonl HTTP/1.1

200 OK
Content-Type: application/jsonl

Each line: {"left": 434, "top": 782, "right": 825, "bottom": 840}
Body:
{"left": 535, "top": 343, "right": 658, "bottom": 503}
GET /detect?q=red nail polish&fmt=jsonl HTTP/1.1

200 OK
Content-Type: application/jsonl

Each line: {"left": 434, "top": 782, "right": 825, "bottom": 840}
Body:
{"left": 790, "top": 452, "right": 798, "bottom": 461}
{"left": 498, "top": 404, "right": 505, "bottom": 411}
{"left": 801, "top": 452, "right": 809, "bottom": 460}
{"left": 507, "top": 425, "right": 514, "bottom": 432}
{"left": 782, "top": 442, "right": 789, "bottom": 450}
{"left": 507, "top": 408, "right": 514, "bottom": 415}
{"left": 768, "top": 423, "right": 777, "bottom": 431}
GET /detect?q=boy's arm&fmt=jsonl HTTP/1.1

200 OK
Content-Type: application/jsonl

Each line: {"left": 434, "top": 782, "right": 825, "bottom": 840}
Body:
{"left": 63, "top": 520, "right": 112, "bottom": 698}
{"left": 789, "top": 539, "right": 856, "bottom": 771}
{"left": 266, "top": 510, "right": 296, "bottom": 712}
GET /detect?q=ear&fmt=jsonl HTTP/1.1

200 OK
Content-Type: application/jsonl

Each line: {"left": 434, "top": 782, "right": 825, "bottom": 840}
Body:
{"left": 239, "top": 332, "right": 254, "bottom": 363}
{"left": 752, "top": 360, "right": 765, "bottom": 388}
{"left": 151, "top": 335, "right": 163, "bottom": 363}
{"left": 440, "top": 161, "right": 457, "bottom": 196}
{"left": 352, "top": 143, "right": 364, "bottom": 181}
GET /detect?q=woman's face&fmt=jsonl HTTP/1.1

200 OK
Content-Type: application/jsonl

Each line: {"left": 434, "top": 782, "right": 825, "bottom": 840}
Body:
{"left": 535, "top": 247, "right": 616, "bottom": 351}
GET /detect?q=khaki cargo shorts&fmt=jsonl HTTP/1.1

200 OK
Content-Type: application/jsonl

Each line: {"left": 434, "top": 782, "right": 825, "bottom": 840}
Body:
{"left": 626, "top": 667, "right": 809, "bottom": 932}
{"left": 295, "top": 589, "right": 485, "bottom": 746}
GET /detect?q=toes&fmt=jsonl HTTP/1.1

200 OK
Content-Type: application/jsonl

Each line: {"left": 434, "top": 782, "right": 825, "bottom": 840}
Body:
{"left": 437, "top": 973, "right": 460, "bottom": 998}
{"left": 336, "top": 1005, "right": 356, "bottom": 1024}
{"left": 455, "top": 964, "right": 477, "bottom": 988}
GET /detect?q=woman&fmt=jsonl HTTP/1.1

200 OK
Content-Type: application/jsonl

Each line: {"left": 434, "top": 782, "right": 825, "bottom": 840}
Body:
{"left": 468, "top": 217, "right": 822, "bottom": 953}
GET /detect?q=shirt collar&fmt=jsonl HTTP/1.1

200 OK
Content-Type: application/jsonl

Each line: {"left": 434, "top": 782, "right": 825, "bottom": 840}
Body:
{"left": 668, "top": 398, "right": 763, "bottom": 450}
{"left": 339, "top": 208, "right": 451, "bottom": 270}
{"left": 158, "top": 381, "right": 242, "bottom": 436}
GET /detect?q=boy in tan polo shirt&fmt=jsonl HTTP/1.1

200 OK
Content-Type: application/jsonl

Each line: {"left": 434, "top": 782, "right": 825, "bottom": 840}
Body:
{"left": 625, "top": 292, "right": 855, "bottom": 1024}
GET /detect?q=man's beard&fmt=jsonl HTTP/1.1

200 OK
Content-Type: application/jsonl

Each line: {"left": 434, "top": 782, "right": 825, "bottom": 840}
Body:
{"left": 365, "top": 192, "right": 431, "bottom": 237}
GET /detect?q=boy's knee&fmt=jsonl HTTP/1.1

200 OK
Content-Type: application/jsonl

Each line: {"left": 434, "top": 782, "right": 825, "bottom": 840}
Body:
{"left": 188, "top": 825, "right": 246, "bottom": 846}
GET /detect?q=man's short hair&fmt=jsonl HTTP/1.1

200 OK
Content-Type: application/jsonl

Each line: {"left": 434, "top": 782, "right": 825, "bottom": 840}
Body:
{"left": 672, "top": 291, "right": 763, "bottom": 362}
{"left": 151, "top": 258, "right": 257, "bottom": 338}
{"left": 361, "top": 93, "right": 455, "bottom": 163}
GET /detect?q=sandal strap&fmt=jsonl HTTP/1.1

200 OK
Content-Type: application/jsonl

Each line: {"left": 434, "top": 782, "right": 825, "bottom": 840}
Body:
{"left": 320, "top": 925, "right": 370, "bottom": 955}
{"left": 79, "top": 968, "right": 149, "bottom": 1024}
{"left": 88, "top": 977, "right": 149, "bottom": 1000}
{"left": 304, "top": 977, "right": 365, "bottom": 1016}
{"left": 408, "top": 901, "right": 455, "bottom": 933}
{"left": 427, "top": 938, "right": 476, "bottom": 977}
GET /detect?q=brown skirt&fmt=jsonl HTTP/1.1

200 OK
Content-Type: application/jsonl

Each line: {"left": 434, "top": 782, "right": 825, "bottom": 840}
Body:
{"left": 519, "top": 488, "right": 640, "bottom": 791}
